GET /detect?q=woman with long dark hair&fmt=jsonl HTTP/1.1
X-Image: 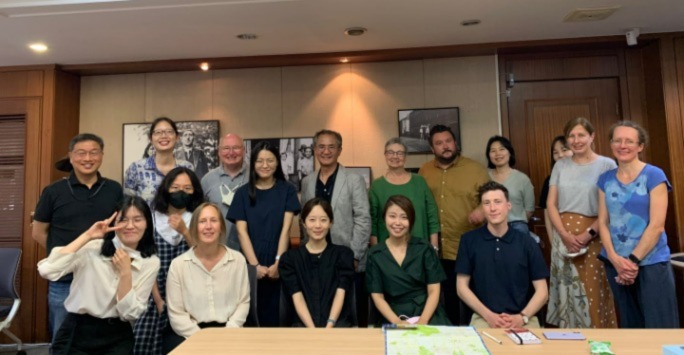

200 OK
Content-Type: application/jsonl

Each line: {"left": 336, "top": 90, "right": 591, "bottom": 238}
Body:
{"left": 124, "top": 117, "right": 194, "bottom": 205}
{"left": 279, "top": 198, "right": 355, "bottom": 327}
{"left": 228, "top": 141, "right": 301, "bottom": 326}
{"left": 539, "top": 136, "right": 573, "bottom": 240}
{"left": 133, "top": 166, "right": 204, "bottom": 354}
{"left": 38, "top": 195, "right": 160, "bottom": 354}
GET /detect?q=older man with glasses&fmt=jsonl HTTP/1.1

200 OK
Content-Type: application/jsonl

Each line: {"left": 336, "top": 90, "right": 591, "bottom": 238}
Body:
{"left": 200, "top": 133, "right": 248, "bottom": 251}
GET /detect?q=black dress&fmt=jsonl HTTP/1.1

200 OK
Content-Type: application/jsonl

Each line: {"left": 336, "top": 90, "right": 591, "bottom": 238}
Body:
{"left": 279, "top": 244, "right": 355, "bottom": 327}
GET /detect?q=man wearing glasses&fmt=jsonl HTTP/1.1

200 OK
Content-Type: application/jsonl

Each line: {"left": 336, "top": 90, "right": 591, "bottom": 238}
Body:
{"left": 32, "top": 133, "right": 123, "bottom": 341}
{"left": 300, "top": 129, "right": 371, "bottom": 324}
{"left": 200, "top": 133, "right": 248, "bottom": 251}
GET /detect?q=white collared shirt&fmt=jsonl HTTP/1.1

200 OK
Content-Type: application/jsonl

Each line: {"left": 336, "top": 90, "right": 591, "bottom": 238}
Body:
{"left": 166, "top": 245, "right": 250, "bottom": 338}
{"left": 37, "top": 239, "right": 160, "bottom": 322}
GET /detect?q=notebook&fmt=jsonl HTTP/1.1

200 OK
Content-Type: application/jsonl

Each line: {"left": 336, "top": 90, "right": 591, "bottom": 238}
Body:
{"left": 505, "top": 328, "right": 542, "bottom": 345}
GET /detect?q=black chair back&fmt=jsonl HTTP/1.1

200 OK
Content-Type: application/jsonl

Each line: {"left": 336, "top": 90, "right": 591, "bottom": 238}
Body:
{"left": 0, "top": 248, "right": 21, "bottom": 300}
{"left": 244, "top": 264, "right": 259, "bottom": 327}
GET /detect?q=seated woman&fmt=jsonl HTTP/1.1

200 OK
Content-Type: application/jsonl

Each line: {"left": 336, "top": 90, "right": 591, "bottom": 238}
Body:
{"left": 38, "top": 196, "right": 160, "bottom": 355}
{"left": 165, "top": 202, "right": 250, "bottom": 350}
{"left": 366, "top": 195, "right": 450, "bottom": 325}
{"left": 279, "top": 197, "right": 355, "bottom": 328}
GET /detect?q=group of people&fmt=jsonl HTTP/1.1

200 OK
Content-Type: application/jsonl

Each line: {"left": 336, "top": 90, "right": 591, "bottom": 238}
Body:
{"left": 31, "top": 115, "right": 679, "bottom": 354}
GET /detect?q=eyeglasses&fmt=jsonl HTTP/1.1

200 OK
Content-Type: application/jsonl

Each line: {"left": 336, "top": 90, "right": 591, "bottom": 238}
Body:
{"left": 220, "top": 146, "right": 244, "bottom": 152}
{"left": 255, "top": 159, "right": 277, "bottom": 166}
{"left": 384, "top": 150, "right": 406, "bottom": 157}
{"left": 169, "top": 186, "right": 194, "bottom": 194}
{"left": 152, "top": 129, "right": 176, "bottom": 137}
{"left": 315, "top": 144, "right": 339, "bottom": 152}
{"left": 72, "top": 150, "right": 103, "bottom": 159}
{"left": 610, "top": 139, "right": 639, "bottom": 147}
{"left": 118, "top": 217, "right": 145, "bottom": 226}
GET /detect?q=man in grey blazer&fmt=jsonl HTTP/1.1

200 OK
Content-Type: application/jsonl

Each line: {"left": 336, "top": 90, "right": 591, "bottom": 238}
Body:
{"left": 301, "top": 129, "right": 371, "bottom": 325}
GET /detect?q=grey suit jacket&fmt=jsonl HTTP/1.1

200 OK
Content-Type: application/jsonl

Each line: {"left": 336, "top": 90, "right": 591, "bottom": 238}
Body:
{"left": 301, "top": 165, "right": 371, "bottom": 271}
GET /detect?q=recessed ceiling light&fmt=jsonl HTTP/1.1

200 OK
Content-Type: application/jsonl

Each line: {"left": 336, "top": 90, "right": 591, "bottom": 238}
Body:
{"left": 199, "top": 62, "right": 210, "bottom": 71}
{"left": 28, "top": 43, "right": 48, "bottom": 52}
{"left": 344, "top": 27, "right": 367, "bottom": 36}
{"left": 340, "top": 58, "right": 349, "bottom": 63}
{"left": 236, "top": 33, "right": 258, "bottom": 40}
{"left": 461, "top": 19, "right": 481, "bottom": 26}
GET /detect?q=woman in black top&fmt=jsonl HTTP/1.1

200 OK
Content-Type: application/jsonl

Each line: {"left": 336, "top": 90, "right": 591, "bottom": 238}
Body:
{"left": 279, "top": 198, "right": 355, "bottom": 327}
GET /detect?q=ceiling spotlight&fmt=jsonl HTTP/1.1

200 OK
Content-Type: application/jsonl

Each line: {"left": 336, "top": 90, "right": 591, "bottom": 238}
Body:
{"left": 461, "top": 19, "right": 481, "bottom": 26}
{"left": 340, "top": 58, "right": 349, "bottom": 63}
{"left": 344, "top": 27, "right": 367, "bottom": 36}
{"left": 236, "top": 33, "right": 258, "bottom": 40}
{"left": 199, "top": 62, "right": 210, "bottom": 71}
{"left": 28, "top": 43, "right": 48, "bottom": 53}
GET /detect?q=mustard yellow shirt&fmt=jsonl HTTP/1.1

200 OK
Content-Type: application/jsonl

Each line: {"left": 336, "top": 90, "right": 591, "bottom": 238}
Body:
{"left": 419, "top": 156, "right": 489, "bottom": 260}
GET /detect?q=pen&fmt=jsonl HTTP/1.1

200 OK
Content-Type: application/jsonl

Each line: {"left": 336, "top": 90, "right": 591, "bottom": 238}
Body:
{"left": 482, "top": 331, "right": 502, "bottom": 344}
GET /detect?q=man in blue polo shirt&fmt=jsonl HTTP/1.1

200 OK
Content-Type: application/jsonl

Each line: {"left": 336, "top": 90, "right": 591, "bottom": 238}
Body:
{"left": 32, "top": 133, "right": 123, "bottom": 340}
{"left": 455, "top": 181, "right": 548, "bottom": 328}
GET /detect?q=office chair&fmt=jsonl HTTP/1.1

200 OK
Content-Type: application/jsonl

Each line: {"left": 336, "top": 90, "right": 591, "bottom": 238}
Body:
{"left": 244, "top": 264, "right": 259, "bottom": 327}
{"left": 0, "top": 248, "right": 24, "bottom": 354}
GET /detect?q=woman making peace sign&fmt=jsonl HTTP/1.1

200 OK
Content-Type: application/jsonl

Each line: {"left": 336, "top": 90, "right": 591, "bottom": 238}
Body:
{"left": 38, "top": 196, "right": 160, "bottom": 354}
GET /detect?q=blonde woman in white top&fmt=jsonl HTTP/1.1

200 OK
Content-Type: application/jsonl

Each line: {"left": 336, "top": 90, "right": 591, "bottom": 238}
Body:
{"left": 165, "top": 202, "right": 250, "bottom": 351}
{"left": 38, "top": 195, "right": 160, "bottom": 355}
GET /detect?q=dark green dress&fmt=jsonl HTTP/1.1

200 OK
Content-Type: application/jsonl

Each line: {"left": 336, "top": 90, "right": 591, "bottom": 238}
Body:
{"left": 366, "top": 238, "right": 451, "bottom": 325}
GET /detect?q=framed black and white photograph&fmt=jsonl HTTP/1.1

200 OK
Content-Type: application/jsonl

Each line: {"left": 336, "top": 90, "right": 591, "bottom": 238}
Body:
{"left": 244, "top": 137, "right": 314, "bottom": 191}
{"left": 398, "top": 107, "right": 460, "bottom": 154}
{"left": 122, "top": 120, "right": 220, "bottom": 180}
{"left": 346, "top": 166, "right": 372, "bottom": 190}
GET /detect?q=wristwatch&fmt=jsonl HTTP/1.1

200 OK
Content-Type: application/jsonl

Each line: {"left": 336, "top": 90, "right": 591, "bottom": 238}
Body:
{"left": 628, "top": 253, "right": 641, "bottom": 264}
{"left": 520, "top": 312, "right": 529, "bottom": 325}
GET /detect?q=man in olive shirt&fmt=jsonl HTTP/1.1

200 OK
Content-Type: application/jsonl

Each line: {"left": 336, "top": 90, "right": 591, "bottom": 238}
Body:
{"left": 419, "top": 124, "right": 489, "bottom": 325}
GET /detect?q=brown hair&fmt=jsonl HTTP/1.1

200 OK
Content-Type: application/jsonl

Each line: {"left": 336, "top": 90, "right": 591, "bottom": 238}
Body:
{"left": 189, "top": 203, "right": 227, "bottom": 246}
{"left": 563, "top": 117, "right": 595, "bottom": 138}
{"left": 609, "top": 120, "right": 649, "bottom": 146}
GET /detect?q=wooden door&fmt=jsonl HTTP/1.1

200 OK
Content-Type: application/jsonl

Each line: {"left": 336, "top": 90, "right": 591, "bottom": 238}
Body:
{"left": 506, "top": 78, "right": 621, "bottom": 263}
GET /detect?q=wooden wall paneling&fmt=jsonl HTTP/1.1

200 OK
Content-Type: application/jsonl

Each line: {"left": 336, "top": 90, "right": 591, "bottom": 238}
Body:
{"left": 504, "top": 54, "right": 620, "bottom": 82}
{"left": 0, "top": 71, "right": 43, "bottom": 98}
{"left": 659, "top": 36, "right": 684, "bottom": 252}
{"left": 50, "top": 71, "right": 81, "bottom": 180}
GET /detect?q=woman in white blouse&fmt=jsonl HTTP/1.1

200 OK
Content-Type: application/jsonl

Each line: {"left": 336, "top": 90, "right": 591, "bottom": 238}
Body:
{"left": 38, "top": 195, "right": 160, "bottom": 355}
{"left": 165, "top": 202, "right": 250, "bottom": 350}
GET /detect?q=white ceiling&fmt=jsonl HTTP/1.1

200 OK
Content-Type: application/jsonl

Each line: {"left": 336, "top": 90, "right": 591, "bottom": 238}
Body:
{"left": 1, "top": 0, "right": 683, "bottom": 67}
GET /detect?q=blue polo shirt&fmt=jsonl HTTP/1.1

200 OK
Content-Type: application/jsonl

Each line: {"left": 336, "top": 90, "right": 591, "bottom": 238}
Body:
{"left": 455, "top": 225, "right": 548, "bottom": 314}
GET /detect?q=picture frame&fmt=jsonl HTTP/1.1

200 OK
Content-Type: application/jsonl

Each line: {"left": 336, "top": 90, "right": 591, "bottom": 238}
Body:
{"left": 398, "top": 107, "right": 460, "bottom": 154}
{"left": 122, "top": 120, "right": 220, "bottom": 181}
{"left": 244, "top": 137, "right": 314, "bottom": 191}
{"left": 345, "top": 166, "right": 372, "bottom": 190}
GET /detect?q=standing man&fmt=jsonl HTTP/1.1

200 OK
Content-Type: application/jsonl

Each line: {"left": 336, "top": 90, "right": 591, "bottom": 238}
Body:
{"left": 32, "top": 133, "right": 123, "bottom": 340}
{"left": 418, "top": 124, "right": 489, "bottom": 325}
{"left": 179, "top": 129, "right": 209, "bottom": 179}
{"left": 200, "top": 133, "right": 248, "bottom": 251}
{"left": 301, "top": 129, "right": 371, "bottom": 325}
{"left": 456, "top": 181, "right": 548, "bottom": 328}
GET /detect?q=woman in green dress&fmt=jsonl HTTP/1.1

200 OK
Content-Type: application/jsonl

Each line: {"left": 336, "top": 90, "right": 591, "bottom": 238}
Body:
{"left": 366, "top": 195, "right": 450, "bottom": 325}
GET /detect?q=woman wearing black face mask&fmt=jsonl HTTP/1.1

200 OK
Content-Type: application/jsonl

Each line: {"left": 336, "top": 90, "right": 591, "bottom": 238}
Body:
{"left": 133, "top": 167, "right": 204, "bottom": 355}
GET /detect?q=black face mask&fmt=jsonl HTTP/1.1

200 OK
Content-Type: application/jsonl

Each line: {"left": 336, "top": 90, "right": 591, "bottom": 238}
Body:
{"left": 169, "top": 191, "right": 192, "bottom": 209}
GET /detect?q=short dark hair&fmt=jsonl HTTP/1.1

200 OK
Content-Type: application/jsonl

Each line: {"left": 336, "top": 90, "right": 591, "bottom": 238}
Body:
{"left": 101, "top": 195, "right": 157, "bottom": 258}
{"left": 248, "top": 141, "right": 287, "bottom": 205}
{"left": 148, "top": 117, "right": 179, "bottom": 140}
{"left": 550, "top": 135, "right": 568, "bottom": 169}
{"left": 485, "top": 135, "right": 516, "bottom": 169}
{"left": 382, "top": 195, "right": 416, "bottom": 232}
{"left": 300, "top": 197, "right": 334, "bottom": 243}
{"left": 313, "top": 129, "right": 343, "bottom": 148}
{"left": 152, "top": 167, "right": 205, "bottom": 214}
{"left": 428, "top": 124, "right": 456, "bottom": 147}
{"left": 478, "top": 181, "right": 509, "bottom": 202}
{"left": 69, "top": 133, "right": 104, "bottom": 151}
{"left": 189, "top": 203, "right": 227, "bottom": 245}
{"left": 609, "top": 120, "right": 649, "bottom": 146}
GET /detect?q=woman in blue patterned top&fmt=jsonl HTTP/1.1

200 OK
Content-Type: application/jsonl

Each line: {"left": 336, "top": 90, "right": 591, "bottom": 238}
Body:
{"left": 124, "top": 117, "right": 194, "bottom": 205}
{"left": 597, "top": 121, "right": 679, "bottom": 328}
